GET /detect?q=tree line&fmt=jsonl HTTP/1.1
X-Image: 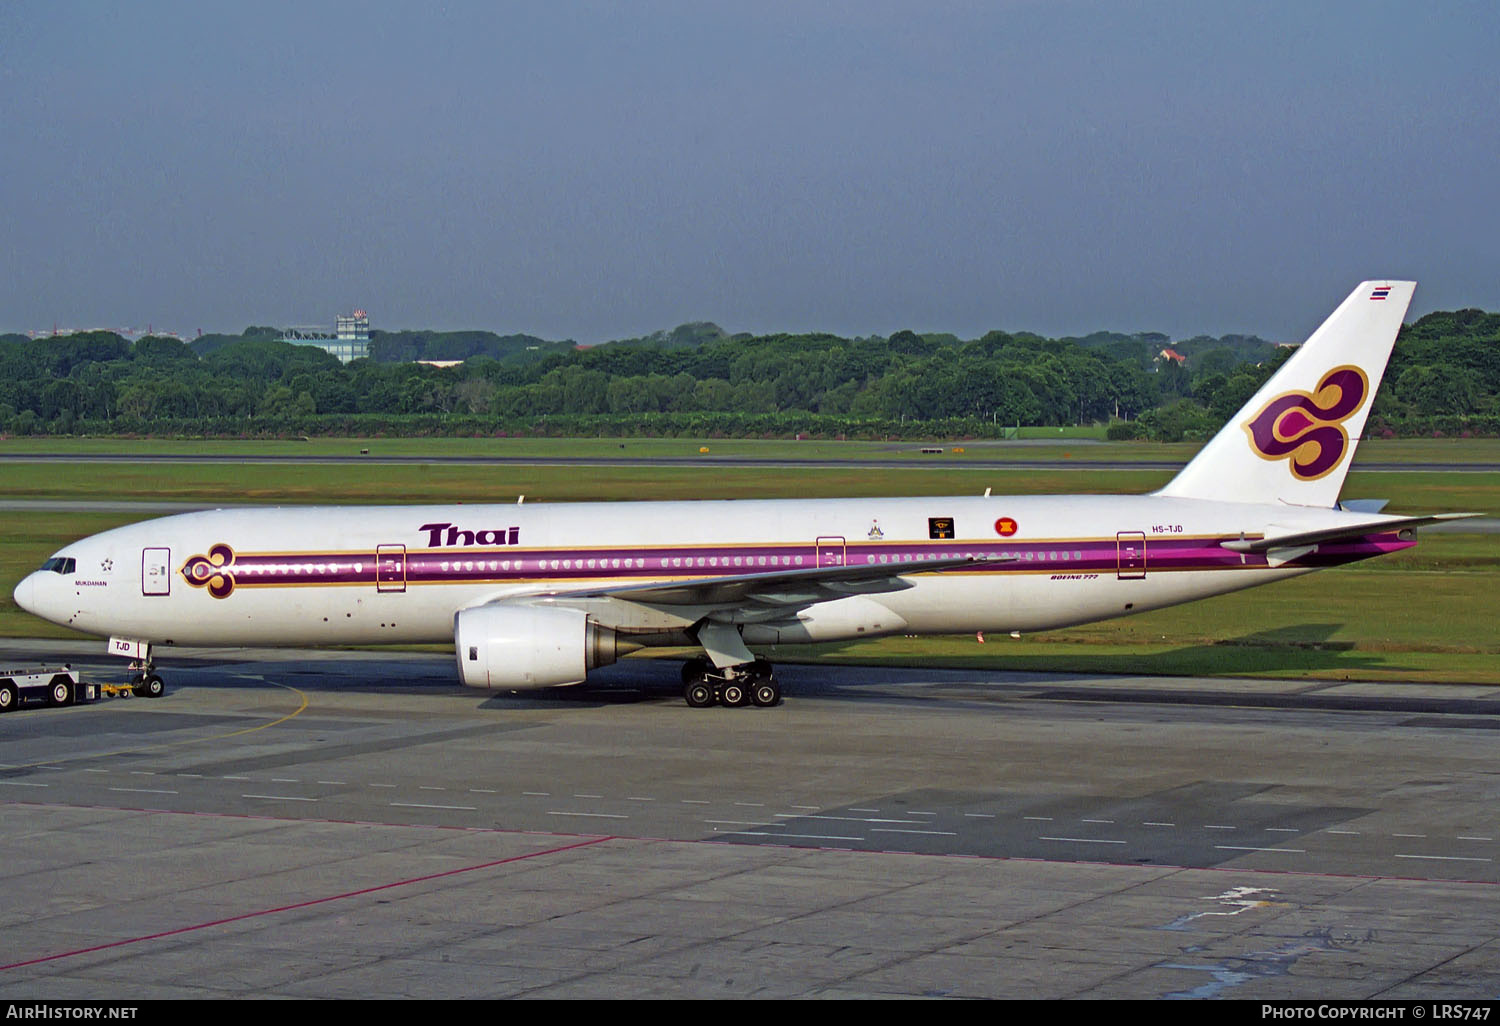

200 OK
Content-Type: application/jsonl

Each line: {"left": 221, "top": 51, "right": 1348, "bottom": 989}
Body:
{"left": 1, "top": 309, "right": 1495, "bottom": 440}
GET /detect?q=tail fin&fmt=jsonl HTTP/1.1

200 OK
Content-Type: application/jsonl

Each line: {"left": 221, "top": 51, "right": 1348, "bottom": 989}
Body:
{"left": 1156, "top": 280, "right": 1415, "bottom": 508}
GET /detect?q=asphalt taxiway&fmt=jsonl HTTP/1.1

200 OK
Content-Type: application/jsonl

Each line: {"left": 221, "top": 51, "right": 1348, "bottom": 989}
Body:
{"left": 2, "top": 640, "right": 1499, "bottom": 998}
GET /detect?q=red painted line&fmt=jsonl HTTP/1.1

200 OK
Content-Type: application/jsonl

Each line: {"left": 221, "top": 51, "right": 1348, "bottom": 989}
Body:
{"left": 0, "top": 834, "right": 613, "bottom": 972}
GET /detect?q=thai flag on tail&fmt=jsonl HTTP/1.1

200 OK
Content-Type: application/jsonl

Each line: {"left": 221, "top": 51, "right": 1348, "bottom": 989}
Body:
{"left": 1370, "top": 286, "right": 1391, "bottom": 300}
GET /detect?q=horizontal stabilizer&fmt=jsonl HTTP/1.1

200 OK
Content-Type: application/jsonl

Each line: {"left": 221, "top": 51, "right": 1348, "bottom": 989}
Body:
{"left": 1221, "top": 513, "right": 1479, "bottom": 553}
{"left": 1338, "top": 499, "right": 1390, "bottom": 514}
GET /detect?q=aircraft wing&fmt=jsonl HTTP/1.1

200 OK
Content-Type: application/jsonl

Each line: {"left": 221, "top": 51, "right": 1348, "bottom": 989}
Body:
{"left": 493, "top": 554, "right": 1006, "bottom": 612}
{"left": 1220, "top": 513, "right": 1479, "bottom": 554}
{"left": 578, "top": 554, "right": 1008, "bottom": 608}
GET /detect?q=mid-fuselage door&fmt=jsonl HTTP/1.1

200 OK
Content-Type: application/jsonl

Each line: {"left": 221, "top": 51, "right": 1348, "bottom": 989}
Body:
{"left": 376, "top": 544, "right": 407, "bottom": 593}
{"left": 815, "top": 536, "right": 847, "bottom": 567}
{"left": 1116, "top": 531, "right": 1146, "bottom": 579}
{"left": 142, "top": 547, "right": 171, "bottom": 596}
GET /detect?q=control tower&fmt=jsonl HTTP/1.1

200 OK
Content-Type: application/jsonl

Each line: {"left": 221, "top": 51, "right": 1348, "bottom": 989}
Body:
{"left": 279, "top": 309, "right": 370, "bottom": 363}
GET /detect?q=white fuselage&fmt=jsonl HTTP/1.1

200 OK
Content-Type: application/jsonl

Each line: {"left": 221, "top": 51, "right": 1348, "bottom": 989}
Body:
{"left": 13, "top": 493, "right": 1410, "bottom": 652}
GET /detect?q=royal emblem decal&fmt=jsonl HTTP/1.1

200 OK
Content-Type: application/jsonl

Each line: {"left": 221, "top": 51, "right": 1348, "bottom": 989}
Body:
{"left": 182, "top": 544, "right": 237, "bottom": 598}
{"left": 1242, "top": 365, "right": 1369, "bottom": 481}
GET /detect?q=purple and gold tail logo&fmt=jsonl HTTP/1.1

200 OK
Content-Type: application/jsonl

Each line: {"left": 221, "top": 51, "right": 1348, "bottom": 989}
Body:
{"left": 182, "top": 544, "right": 237, "bottom": 598}
{"left": 1242, "top": 366, "right": 1369, "bottom": 481}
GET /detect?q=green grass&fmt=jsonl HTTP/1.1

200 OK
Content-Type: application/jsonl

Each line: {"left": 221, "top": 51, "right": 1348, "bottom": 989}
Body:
{"left": 1, "top": 438, "right": 1495, "bottom": 682}
{"left": 3, "top": 433, "right": 1497, "bottom": 464}
{"left": 0, "top": 458, "right": 1492, "bottom": 516}
{"left": 766, "top": 570, "right": 1500, "bottom": 684}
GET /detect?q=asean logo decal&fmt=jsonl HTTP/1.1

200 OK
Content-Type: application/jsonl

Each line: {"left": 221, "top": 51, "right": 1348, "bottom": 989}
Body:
{"left": 182, "top": 544, "right": 237, "bottom": 598}
{"left": 1242, "top": 366, "right": 1369, "bottom": 481}
{"left": 994, "top": 517, "right": 1018, "bottom": 537}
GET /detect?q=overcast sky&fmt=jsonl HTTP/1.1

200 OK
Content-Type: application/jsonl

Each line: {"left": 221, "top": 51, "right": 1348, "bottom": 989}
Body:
{"left": 3, "top": 1, "right": 1497, "bottom": 343}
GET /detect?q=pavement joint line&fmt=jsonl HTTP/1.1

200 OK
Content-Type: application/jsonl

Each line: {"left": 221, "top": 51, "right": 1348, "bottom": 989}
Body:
{"left": 1393, "top": 854, "right": 1492, "bottom": 862}
{"left": 243, "top": 794, "right": 318, "bottom": 802}
{"left": 723, "top": 831, "right": 863, "bottom": 841}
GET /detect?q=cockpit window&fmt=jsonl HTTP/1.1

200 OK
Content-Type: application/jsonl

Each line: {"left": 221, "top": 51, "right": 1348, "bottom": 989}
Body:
{"left": 40, "top": 557, "right": 76, "bottom": 575}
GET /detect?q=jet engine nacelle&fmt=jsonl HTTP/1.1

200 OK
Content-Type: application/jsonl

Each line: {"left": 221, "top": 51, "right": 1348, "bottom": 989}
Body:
{"left": 454, "top": 604, "right": 622, "bottom": 689}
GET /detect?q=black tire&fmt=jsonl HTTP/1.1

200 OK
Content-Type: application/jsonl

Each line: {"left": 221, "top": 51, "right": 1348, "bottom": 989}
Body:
{"left": 0, "top": 683, "right": 16, "bottom": 713}
{"left": 134, "top": 675, "right": 165, "bottom": 699}
{"left": 721, "top": 682, "right": 749, "bottom": 708}
{"left": 684, "top": 680, "right": 715, "bottom": 708}
{"left": 48, "top": 677, "right": 72, "bottom": 706}
{"left": 751, "top": 680, "right": 781, "bottom": 707}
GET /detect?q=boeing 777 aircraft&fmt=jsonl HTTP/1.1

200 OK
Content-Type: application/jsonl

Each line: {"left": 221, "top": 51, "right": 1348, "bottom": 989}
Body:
{"left": 9, "top": 281, "right": 1471, "bottom": 709}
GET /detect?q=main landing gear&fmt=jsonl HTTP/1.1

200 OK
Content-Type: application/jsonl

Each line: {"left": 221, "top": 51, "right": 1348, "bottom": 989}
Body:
{"left": 681, "top": 657, "right": 781, "bottom": 709}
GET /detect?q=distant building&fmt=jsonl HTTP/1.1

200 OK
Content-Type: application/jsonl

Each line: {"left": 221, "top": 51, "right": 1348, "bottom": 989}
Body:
{"left": 1156, "top": 347, "right": 1186, "bottom": 365}
{"left": 280, "top": 309, "right": 370, "bottom": 362}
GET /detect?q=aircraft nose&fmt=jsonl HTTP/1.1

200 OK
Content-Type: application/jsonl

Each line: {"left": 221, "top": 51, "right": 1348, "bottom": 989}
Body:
{"left": 13, "top": 573, "right": 38, "bottom": 615}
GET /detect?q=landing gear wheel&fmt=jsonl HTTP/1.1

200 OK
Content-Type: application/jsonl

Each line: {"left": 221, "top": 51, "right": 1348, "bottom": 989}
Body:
{"left": 721, "top": 681, "right": 750, "bottom": 708}
{"left": 48, "top": 678, "right": 72, "bottom": 706}
{"left": 751, "top": 679, "right": 781, "bottom": 707}
{"left": 684, "top": 680, "right": 716, "bottom": 708}
{"left": 0, "top": 683, "right": 16, "bottom": 712}
{"left": 134, "top": 675, "right": 165, "bottom": 699}
{"left": 681, "top": 657, "right": 712, "bottom": 685}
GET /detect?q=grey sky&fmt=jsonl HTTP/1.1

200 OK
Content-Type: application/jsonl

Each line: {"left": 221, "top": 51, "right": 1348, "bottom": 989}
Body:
{"left": 3, "top": 1, "right": 1497, "bottom": 343}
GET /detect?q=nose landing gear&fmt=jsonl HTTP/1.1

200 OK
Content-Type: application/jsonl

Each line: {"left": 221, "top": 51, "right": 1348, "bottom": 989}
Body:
{"left": 110, "top": 638, "right": 166, "bottom": 698}
{"left": 680, "top": 657, "right": 781, "bottom": 708}
{"left": 133, "top": 673, "right": 165, "bottom": 699}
